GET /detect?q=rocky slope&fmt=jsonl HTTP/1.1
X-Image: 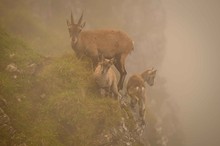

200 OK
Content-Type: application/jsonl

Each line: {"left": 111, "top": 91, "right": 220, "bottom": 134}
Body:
{"left": 0, "top": 29, "right": 146, "bottom": 146}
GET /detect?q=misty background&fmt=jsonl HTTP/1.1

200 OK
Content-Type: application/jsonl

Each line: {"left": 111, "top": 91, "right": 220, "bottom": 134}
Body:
{"left": 161, "top": 0, "right": 220, "bottom": 146}
{"left": 0, "top": 0, "right": 219, "bottom": 146}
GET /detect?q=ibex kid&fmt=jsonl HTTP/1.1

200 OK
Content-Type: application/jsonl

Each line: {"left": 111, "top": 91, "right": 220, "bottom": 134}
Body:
{"left": 126, "top": 68, "right": 157, "bottom": 123}
{"left": 93, "top": 55, "right": 121, "bottom": 100}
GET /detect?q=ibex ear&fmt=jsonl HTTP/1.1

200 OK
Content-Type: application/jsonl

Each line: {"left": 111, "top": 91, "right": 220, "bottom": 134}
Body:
{"left": 110, "top": 58, "right": 115, "bottom": 64}
{"left": 148, "top": 70, "right": 152, "bottom": 74}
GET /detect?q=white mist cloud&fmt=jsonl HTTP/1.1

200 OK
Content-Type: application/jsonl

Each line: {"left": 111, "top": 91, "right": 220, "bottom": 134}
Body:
{"left": 161, "top": 0, "right": 220, "bottom": 146}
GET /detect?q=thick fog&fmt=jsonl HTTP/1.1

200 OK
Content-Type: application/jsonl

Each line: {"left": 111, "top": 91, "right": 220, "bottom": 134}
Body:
{"left": 1, "top": 0, "right": 220, "bottom": 146}
{"left": 161, "top": 0, "right": 220, "bottom": 146}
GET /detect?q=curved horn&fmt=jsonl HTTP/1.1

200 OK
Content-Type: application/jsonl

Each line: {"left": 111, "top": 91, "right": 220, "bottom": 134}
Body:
{"left": 71, "top": 11, "right": 74, "bottom": 24}
{"left": 78, "top": 12, "right": 84, "bottom": 25}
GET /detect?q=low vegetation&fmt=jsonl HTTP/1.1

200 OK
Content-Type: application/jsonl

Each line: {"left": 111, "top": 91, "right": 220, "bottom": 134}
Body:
{"left": 0, "top": 28, "right": 142, "bottom": 146}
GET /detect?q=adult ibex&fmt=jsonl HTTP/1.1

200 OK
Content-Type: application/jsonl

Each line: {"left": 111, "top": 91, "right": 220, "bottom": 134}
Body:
{"left": 126, "top": 68, "right": 157, "bottom": 123}
{"left": 93, "top": 55, "right": 121, "bottom": 100}
{"left": 66, "top": 12, "right": 134, "bottom": 90}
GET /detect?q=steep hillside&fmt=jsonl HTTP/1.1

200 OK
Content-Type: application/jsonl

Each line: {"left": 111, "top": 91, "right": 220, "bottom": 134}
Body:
{"left": 0, "top": 29, "right": 143, "bottom": 146}
{"left": 0, "top": 0, "right": 70, "bottom": 56}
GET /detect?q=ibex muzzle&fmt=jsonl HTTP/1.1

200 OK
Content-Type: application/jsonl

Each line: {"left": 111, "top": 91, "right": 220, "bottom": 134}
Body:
{"left": 67, "top": 12, "right": 134, "bottom": 90}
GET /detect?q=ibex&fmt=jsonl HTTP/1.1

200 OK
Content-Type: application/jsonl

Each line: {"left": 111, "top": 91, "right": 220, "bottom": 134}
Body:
{"left": 66, "top": 12, "right": 134, "bottom": 90}
{"left": 93, "top": 55, "right": 121, "bottom": 100}
{"left": 126, "top": 68, "right": 157, "bottom": 123}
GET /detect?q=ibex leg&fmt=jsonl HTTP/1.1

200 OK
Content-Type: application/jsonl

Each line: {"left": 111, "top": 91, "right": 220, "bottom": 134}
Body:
{"left": 130, "top": 97, "right": 137, "bottom": 109}
{"left": 138, "top": 96, "right": 146, "bottom": 125}
{"left": 91, "top": 54, "right": 99, "bottom": 70}
{"left": 114, "top": 54, "right": 127, "bottom": 90}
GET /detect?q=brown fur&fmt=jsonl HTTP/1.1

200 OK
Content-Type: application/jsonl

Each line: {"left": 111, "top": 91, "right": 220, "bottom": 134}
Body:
{"left": 93, "top": 58, "right": 121, "bottom": 100}
{"left": 67, "top": 13, "right": 134, "bottom": 90}
{"left": 126, "top": 68, "right": 157, "bottom": 122}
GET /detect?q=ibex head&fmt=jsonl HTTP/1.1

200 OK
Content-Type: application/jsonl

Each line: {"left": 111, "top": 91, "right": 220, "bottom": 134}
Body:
{"left": 141, "top": 68, "right": 157, "bottom": 86}
{"left": 98, "top": 54, "right": 115, "bottom": 75}
{"left": 67, "top": 12, "right": 86, "bottom": 45}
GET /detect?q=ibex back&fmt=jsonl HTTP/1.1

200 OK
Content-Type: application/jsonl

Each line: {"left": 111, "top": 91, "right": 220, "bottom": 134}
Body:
{"left": 126, "top": 68, "right": 157, "bottom": 123}
{"left": 67, "top": 12, "right": 134, "bottom": 90}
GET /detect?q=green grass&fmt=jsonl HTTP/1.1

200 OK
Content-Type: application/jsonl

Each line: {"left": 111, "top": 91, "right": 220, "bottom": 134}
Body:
{"left": 0, "top": 29, "right": 140, "bottom": 146}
